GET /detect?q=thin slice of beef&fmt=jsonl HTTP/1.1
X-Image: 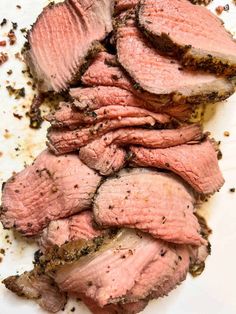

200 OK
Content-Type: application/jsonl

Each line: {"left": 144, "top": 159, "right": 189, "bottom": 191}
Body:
{"left": 79, "top": 137, "right": 126, "bottom": 176}
{"left": 94, "top": 168, "right": 206, "bottom": 246}
{"left": 116, "top": 12, "right": 234, "bottom": 104}
{"left": 39, "top": 229, "right": 189, "bottom": 306}
{"left": 130, "top": 139, "right": 224, "bottom": 194}
{"left": 25, "top": 0, "right": 114, "bottom": 92}
{"left": 3, "top": 270, "right": 67, "bottom": 313}
{"left": 47, "top": 116, "right": 158, "bottom": 155}
{"left": 99, "top": 124, "right": 203, "bottom": 148}
{"left": 46, "top": 102, "right": 171, "bottom": 129}
{"left": 39, "top": 211, "right": 104, "bottom": 252}
{"left": 71, "top": 86, "right": 193, "bottom": 121}
{"left": 0, "top": 150, "right": 101, "bottom": 235}
{"left": 138, "top": 0, "right": 236, "bottom": 76}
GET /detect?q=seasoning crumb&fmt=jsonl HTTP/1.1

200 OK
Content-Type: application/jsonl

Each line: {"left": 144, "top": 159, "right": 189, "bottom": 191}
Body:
{"left": 224, "top": 131, "right": 230, "bottom": 137}
{"left": 215, "top": 5, "right": 229, "bottom": 14}
{"left": 0, "top": 18, "right": 7, "bottom": 27}
{"left": 16, "top": 5, "right": 22, "bottom": 9}
{"left": 13, "top": 113, "right": 23, "bottom": 120}
{"left": 7, "top": 69, "right": 13, "bottom": 75}
{"left": 70, "top": 308, "right": 75, "bottom": 312}
{"left": 0, "top": 40, "right": 7, "bottom": 47}
{"left": 8, "top": 30, "right": 16, "bottom": 45}
{"left": 0, "top": 248, "right": 5, "bottom": 255}
{"left": 6, "top": 86, "right": 25, "bottom": 99}
{"left": 0, "top": 52, "right": 8, "bottom": 65}
{"left": 229, "top": 188, "right": 235, "bottom": 193}
{"left": 12, "top": 22, "right": 18, "bottom": 30}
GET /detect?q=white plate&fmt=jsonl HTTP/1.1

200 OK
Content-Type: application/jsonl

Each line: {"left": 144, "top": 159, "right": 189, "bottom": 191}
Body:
{"left": 0, "top": 1, "right": 236, "bottom": 313}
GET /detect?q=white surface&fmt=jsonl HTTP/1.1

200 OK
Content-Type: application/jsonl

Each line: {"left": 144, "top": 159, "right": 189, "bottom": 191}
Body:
{"left": 0, "top": 1, "right": 236, "bottom": 313}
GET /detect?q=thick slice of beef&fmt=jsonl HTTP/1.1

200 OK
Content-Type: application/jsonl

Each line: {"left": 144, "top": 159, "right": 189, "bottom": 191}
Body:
{"left": 39, "top": 211, "right": 104, "bottom": 252}
{"left": 47, "top": 116, "right": 158, "bottom": 155}
{"left": 71, "top": 87, "right": 193, "bottom": 121}
{"left": 99, "top": 124, "right": 203, "bottom": 148}
{"left": 0, "top": 150, "right": 101, "bottom": 235}
{"left": 40, "top": 229, "right": 189, "bottom": 306}
{"left": 116, "top": 12, "right": 234, "bottom": 104}
{"left": 79, "top": 137, "right": 126, "bottom": 175}
{"left": 46, "top": 102, "right": 171, "bottom": 129}
{"left": 94, "top": 169, "right": 206, "bottom": 245}
{"left": 25, "top": 0, "right": 114, "bottom": 92}
{"left": 3, "top": 271, "right": 67, "bottom": 313}
{"left": 138, "top": 0, "right": 236, "bottom": 76}
{"left": 130, "top": 139, "right": 224, "bottom": 194}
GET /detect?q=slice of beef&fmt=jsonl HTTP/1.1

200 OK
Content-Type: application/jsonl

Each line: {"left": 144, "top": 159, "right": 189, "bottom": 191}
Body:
{"left": 130, "top": 139, "right": 224, "bottom": 194}
{"left": 25, "top": 0, "right": 114, "bottom": 92}
{"left": 116, "top": 12, "right": 234, "bottom": 104}
{"left": 79, "top": 137, "right": 126, "bottom": 176}
{"left": 94, "top": 168, "right": 206, "bottom": 245}
{"left": 138, "top": 0, "right": 236, "bottom": 76}
{"left": 47, "top": 116, "right": 158, "bottom": 155}
{"left": 39, "top": 211, "right": 104, "bottom": 252}
{"left": 40, "top": 229, "right": 188, "bottom": 306}
{"left": 99, "top": 124, "right": 203, "bottom": 148}
{"left": 46, "top": 102, "right": 171, "bottom": 129}
{"left": 71, "top": 86, "right": 193, "bottom": 121}
{"left": 3, "top": 271, "right": 67, "bottom": 313}
{"left": 0, "top": 150, "right": 101, "bottom": 235}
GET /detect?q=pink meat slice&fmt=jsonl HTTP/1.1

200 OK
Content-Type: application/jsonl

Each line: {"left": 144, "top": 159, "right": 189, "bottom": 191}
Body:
{"left": 39, "top": 211, "right": 103, "bottom": 252}
{"left": 138, "top": 0, "right": 236, "bottom": 75}
{"left": 25, "top": 0, "right": 114, "bottom": 92}
{"left": 130, "top": 139, "right": 224, "bottom": 194}
{"left": 93, "top": 168, "right": 206, "bottom": 246}
{"left": 101, "top": 124, "right": 203, "bottom": 148}
{"left": 116, "top": 12, "right": 234, "bottom": 102}
{"left": 0, "top": 150, "right": 101, "bottom": 235}
{"left": 47, "top": 116, "right": 157, "bottom": 155}
{"left": 79, "top": 137, "right": 126, "bottom": 176}
{"left": 54, "top": 229, "right": 184, "bottom": 306}
{"left": 46, "top": 102, "right": 171, "bottom": 129}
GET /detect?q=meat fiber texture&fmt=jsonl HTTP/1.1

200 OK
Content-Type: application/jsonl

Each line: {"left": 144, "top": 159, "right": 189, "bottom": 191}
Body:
{"left": 115, "top": 0, "right": 138, "bottom": 14}
{"left": 79, "top": 137, "right": 127, "bottom": 176}
{"left": 39, "top": 211, "right": 104, "bottom": 252}
{"left": 0, "top": 150, "right": 101, "bottom": 236}
{"left": 47, "top": 116, "right": 158, "bottom": 155}
{"left": 46, "top": 102, "right": 171, "bottom": 129}
{"left": 94, "top": 169, "right": 206, "bottom": 246}
{"left": 25, "top": 0, "right": 114, "bottom": 92}
{"left": 116, "top": 12, "right": 234, "bottom": 104}
{"left": 51, "top": 229, "right": 191, "bottom": 306}
{"left": 2, "top": 271, "right": 67, "bottom": 313}
{"left": 138, "top": 0, "right": 236, "bottom": 76}
{"left": 130, "top": 139, "right": 224, "bottom": 194}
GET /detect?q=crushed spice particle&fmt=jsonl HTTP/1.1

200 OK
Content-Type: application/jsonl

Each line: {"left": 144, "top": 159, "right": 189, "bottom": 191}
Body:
{"left": 0, "top": 18, "right": 7, "bottom": 27}
{"left": 7, "top": 30, "right": 16, "bottom": 45}
{"left": 7, "top": 69, "right": 12, "bottom": 75}
{"left": 6, "top": 86, "right": 25, "bottom": 99}
{"left": 12, "top": 22, "right": 18, "bottom": 30}
{"left": 229, "top": 188, "right": 235, "bottom": 193}
{"left": 0, "top": 52, "right": 8, "bottom": 65}
{"left": 224, "top": 131, "right": 230, "bottom": 137}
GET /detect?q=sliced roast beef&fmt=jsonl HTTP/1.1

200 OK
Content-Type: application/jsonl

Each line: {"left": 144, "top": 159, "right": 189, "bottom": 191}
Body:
{"left": 98, "top": 124, "right": 203, "bottom": 148}
{"left": 40, "top": 229, "right": 189, "bottom": 307}
{"left": 94, "top": 168, "right": 206, "bottom": 245}
{"left": 116, "top": 12, "right": 234, "bottom": 104}
{"left": 39, "top": 211, "right": 104, "bottom": 252}
{"left": 46, "top": 102, "right": 171, "bottom": 129}
{"left": 25, "top": 0, "right": 114, "bottom": 92}
{"left": 79, "top": 138, "right": 126, "bottom": 175}
{"left": 138, "top": 0, "right": 236, "bottom": 76}
{"left": 130, "top": 139, "right": 224, "bottom": 194}
{"left": 47, "top": 116, "right": 158, "bottom": 155}
{"left": 3, "top": 271, "right": 67, "bottom": 313}
{"left": 0, "top": 150, "right": 101, "bottom": 235}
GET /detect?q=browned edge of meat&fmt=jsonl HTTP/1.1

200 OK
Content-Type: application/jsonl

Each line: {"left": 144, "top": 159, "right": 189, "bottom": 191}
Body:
{"left": 137, "top": 0, "right": 236, "bottom": 76}
{"left": 2, "top": 270, "right": 67, "bottom": 313}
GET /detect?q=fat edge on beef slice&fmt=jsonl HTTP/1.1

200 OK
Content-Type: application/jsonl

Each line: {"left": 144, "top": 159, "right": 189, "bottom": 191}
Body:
{"left": 115, "top": 11, "right": 234, "bottom": 104}
{"left": 94, "top": 168, "right": 206, "bottom": 246}
{"left": 130, "top": 139, "right": 224, "bottom": 194}
{"left": 0, "top": 150, "right": 101, "bottom": 235}
{"left": 138, "top": 0, "right": 236, "bottom": 76}
{"left": 24, "top": 0, "right": 114, "bottom": 92}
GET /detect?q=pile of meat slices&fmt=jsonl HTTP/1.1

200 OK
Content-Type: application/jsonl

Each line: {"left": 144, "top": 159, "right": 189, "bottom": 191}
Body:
{"left": 1, "top": 0, "right": 236, "bottom": 313}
